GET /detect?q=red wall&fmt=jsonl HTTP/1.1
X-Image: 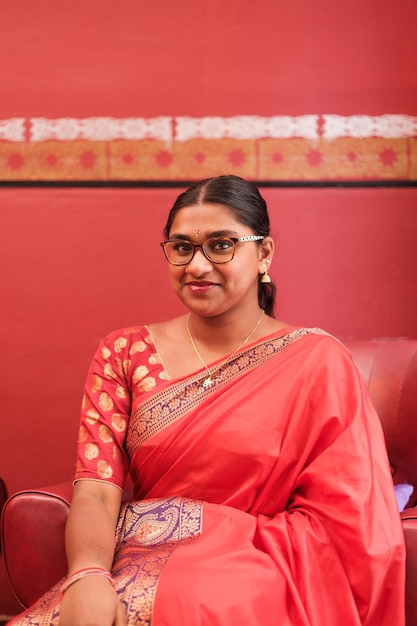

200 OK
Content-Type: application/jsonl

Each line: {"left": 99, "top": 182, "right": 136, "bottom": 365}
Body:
{"left": 1, "top": 0, "right": 416, "bottom": 117}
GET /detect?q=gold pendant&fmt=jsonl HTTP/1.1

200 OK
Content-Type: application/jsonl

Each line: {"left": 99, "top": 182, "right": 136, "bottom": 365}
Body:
{"left": 203, "top": 377, "right": 213, "bottom": 388}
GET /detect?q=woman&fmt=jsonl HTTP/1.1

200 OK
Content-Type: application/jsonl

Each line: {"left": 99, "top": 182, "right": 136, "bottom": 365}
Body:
{"left": 11, "top": 175, "right": 405, "bottom": 625}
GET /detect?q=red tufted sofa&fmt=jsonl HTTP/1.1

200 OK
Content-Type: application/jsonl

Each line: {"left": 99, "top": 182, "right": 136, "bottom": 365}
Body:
{"left": 2, "top": 339, "right": 417, "bottom": 623}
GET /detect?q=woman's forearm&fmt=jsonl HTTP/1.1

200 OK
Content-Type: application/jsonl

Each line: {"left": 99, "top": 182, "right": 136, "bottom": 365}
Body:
{"left": 65, "top": 481, "right": 122, "bottom": 574}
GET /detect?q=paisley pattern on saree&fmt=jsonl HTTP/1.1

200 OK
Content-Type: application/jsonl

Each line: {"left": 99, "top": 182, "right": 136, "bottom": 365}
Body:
{"left": 127, "top": 327, "right": 327, "bottom": 457}
{"left": 112, "top": 497, "right": 203, "bottom": 626}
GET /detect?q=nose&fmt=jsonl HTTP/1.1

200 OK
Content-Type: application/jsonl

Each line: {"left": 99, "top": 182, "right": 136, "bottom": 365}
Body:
{"left": 186, "top": 246, "right": 213, "bottom": 274}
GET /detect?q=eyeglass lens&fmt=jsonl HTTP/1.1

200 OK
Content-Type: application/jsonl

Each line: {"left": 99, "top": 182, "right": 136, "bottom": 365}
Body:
{"left": 163, "top": 237, "right": 236, "bottom": 265}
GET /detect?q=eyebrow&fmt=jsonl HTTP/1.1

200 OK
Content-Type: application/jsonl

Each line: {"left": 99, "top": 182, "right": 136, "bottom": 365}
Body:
{"left": 169, "top": 229, "right": 240, "bottom": 240}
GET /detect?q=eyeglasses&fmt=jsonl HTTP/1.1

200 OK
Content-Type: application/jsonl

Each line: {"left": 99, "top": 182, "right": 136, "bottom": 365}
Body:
{"left": 160, "top": 235, "right": 264, "bottom": 266}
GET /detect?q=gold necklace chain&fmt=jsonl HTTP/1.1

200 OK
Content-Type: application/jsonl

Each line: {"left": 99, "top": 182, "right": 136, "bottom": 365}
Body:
{"left": 186, "top": 309, "right": 265, "bottom": 389}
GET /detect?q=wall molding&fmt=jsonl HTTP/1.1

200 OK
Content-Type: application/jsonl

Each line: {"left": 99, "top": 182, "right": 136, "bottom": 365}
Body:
{"left": 1, "top": 115, "right": 416, "bottom": 182}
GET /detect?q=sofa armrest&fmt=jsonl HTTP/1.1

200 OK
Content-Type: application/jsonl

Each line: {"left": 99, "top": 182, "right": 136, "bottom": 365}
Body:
{"left": 2, "top": 479, "right": 133, "bottom": 609}
{"left": 1, "top": 481, "right": 73, "bottom": 608}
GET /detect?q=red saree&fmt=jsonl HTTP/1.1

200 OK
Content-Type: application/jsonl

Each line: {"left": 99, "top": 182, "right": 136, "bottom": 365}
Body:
{"left": 10, "top": 326, "right": 405, "bottom": 625}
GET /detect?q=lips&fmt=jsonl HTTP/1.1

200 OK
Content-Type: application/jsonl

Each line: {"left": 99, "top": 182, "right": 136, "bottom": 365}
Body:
{"left": 186, "top": 281, "right": 218, "bottom": 293}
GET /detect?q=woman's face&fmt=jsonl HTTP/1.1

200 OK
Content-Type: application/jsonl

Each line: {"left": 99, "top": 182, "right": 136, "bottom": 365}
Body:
{"left": 166, "top": 202, "right": 273, "bottom": 318}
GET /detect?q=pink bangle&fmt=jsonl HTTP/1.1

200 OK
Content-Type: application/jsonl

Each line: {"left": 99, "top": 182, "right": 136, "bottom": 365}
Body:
{"left": 61, "top": 567, "right": 115, "bottom": 593}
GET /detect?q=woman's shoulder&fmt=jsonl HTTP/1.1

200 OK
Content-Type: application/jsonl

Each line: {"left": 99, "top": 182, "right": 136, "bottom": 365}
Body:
{"left": 99, "top": 317, "right": 185, "bottom": 354}
{"left": 268, "top": 323, "right": 353, "bottom": 363}
{"left": 96, "top": 325, "right": 157, "bottom": 359}
{"left": 101, "top": 324, "right": 149, "bottom": 344}
{"left": 282, "top": 325, "right": 356, "bottom": 368}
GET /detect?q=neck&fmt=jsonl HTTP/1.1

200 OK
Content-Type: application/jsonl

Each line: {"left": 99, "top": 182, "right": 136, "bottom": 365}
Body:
{"left": 186, "top": 309, "right": 265, "bottom": 363}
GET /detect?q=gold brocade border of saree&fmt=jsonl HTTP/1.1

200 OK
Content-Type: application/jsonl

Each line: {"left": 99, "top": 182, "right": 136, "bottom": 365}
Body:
{"left": 113, "top": 497, "right": 203, "bottom": 625}
{"left": 7, "top": 588, "right": 62, "bottom": 626}
{"left": 127, "top": 327, "right": 327, "bottom": 458}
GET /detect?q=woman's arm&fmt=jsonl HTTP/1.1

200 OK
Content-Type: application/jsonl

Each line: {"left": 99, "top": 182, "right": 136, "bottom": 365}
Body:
{"left": 58, "top": 479, "right": 126, "bottom": 626}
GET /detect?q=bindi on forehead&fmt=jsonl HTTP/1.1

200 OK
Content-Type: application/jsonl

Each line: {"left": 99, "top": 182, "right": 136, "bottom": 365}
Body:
{"left": 169, "top": 228, "right": 241, "bottom": 242}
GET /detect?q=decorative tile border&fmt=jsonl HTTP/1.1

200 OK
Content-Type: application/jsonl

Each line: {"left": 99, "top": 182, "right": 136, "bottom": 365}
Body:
{"left": 0, "top": 115, "right": 416, "bottom": 181}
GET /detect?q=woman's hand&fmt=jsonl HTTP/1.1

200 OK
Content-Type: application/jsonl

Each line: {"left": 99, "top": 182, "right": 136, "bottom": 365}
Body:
{"left": 58, "top": 574, "right": 127, "bottom": 626}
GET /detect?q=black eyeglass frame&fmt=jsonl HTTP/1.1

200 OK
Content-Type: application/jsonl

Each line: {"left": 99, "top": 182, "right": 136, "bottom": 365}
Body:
{"left": 160, "top": 235, "right": 265, "bottom": 266}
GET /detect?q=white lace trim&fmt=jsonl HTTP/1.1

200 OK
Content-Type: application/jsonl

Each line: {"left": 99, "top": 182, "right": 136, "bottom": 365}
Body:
{"left": 0, "top": 118, "right": 26, "bottom": 141}
{"left": 29, "top": 117, "right": 172, "bottom": 142}
{"left": 0, "top": 115, "right": 416, "bottom": 142}
{"left": 175, "top": 115, "right": 319, "bottom": 140}
{"left": 322, "top": 114, "right": 417, "bottom": 139}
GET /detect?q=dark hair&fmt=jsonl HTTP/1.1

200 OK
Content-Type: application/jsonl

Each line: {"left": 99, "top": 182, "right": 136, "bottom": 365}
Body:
{"left": 164, "top": 175, "right": 276, "bottom": 316}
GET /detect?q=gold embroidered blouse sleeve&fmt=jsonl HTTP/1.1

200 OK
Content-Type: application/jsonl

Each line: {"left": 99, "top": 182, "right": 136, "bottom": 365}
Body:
{"left": 74, "top": 326, "right": 166, "bottom": 490}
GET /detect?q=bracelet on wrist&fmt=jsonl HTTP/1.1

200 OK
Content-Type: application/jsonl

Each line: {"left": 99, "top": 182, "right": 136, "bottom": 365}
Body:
{"left": 61, "top": 567, "right": 115, "bottom": 593}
